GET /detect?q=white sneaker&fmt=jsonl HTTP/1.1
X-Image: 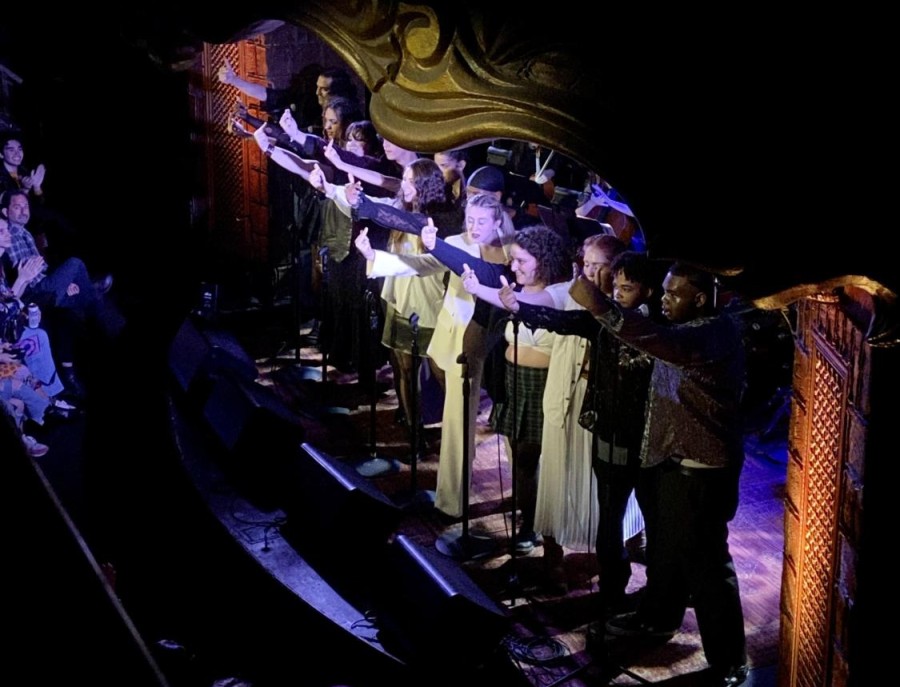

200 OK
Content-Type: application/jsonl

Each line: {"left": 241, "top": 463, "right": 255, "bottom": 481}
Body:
{"left": 22, "top": 434, "right": 49, "bottom": 458}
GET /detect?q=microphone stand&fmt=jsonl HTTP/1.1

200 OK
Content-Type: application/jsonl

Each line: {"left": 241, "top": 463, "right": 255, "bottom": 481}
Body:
{"left": 295, "top": 245, "right": 329, "bottom": 379}
{"left": 355, "top": 287, "right": 400, "bottom": 478}
{"left": 394, "top": 313, "right": 435, "bottom": 511}
{"left": 502, "top": 315, "right": 523, "bottom": 596}
{"left": 318, "top": 245, "right": 330, "bottom": 388}
{"left": 435, "top": 351, "right": 494, "bottom": 560}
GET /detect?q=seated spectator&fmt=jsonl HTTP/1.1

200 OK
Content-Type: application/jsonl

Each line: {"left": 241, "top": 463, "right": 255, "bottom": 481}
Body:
{"left": 1, "top": 190, "right": 122, "bottom": 394}
{"left": 0, "top": 132, "right": 45, "bottom": 200}
{"left": 1, "top": 133, "right": 80, "bottom": 263}
{"left": 1, "top": 216, "right": 79, "bottom": 408}
{"left": 1, "top": 396, "right": 48, "bottom": 458}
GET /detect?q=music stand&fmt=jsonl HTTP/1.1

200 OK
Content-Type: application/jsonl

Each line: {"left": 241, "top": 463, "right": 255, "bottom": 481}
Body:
{"left": 435, "top": 352, "right": 495, "bottom": 560}
{"left": 394, "top": 313, "right": 436, "bottom": 512}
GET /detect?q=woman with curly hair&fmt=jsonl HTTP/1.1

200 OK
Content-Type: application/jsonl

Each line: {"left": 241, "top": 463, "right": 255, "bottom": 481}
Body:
{"left": 424, "top": 223, "right": 573, "bottom": 553}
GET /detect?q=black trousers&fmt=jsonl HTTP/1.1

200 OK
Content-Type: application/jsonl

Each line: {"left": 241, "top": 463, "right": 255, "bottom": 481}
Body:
{"left": 593, "top": 456, "right": 640, "bottom": 610}
{"left": 638, "top": 460, "right": 747, "bottom": 669}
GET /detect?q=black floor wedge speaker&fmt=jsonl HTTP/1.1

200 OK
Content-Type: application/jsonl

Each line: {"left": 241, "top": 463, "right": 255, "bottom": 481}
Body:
{"left": 372, "top": 534, "right": 510, "bottom": 673}
{"left": 168, "top": 316, "right": 258, "bottom": 400}
{"left": 279, "top": 442, "right": 402, "bottom": 605}
{"left": 201, "top": 374, "right": 305, "bottom": 512}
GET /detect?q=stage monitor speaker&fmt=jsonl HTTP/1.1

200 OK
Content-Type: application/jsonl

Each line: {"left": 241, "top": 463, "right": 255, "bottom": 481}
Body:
{"left": 372, "top": 534, "right": 510, "bottom": 672}
{"left": 202, "top": 374, "right": 305, "bottom": 512}
{"left": 279, "top": 442, "right": 402, "bottom": 605}
{"left": 168, "top": 316, "right": 258, "bottom": 399}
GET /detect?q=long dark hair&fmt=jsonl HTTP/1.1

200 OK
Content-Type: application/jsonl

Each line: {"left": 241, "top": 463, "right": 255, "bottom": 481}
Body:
{"left": 323, "top": 96, "right": 363, "bottom": 148}
{"left": 402, "top": 158, "right": 449, "bottom": 214}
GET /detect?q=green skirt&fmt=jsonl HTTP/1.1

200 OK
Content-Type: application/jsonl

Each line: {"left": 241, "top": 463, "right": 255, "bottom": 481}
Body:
{"left": 489, "top": 360, "right": 548, "bottom": 444}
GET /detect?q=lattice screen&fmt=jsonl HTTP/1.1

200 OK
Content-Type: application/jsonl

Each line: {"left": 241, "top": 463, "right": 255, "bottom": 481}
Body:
{"left": 795, "top": 344, "right": 844, "bottom": 686}
{"left": 200, "top": 40, "right": 270, "bottom": 263}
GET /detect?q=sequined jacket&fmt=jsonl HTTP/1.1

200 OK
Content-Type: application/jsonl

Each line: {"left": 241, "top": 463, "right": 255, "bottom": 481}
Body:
{"left": 515, "top": 302, "right": 653, "bottom": 463}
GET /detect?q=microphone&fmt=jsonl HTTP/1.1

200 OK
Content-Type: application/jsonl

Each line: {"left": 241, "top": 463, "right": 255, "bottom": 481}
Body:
{"left": 637, "top": 303, "right": 650, "bottom": 318}
{"left": 318, "top": 246, "right": 330, "bottom": 258}
{"left": 409, "top": 312, "right": 419, "bottom": 330}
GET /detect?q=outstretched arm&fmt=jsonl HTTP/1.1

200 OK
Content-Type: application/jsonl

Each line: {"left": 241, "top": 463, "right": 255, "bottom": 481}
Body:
{"left": 218, "top": 58, "right": 267, "bottom": 101}
{"left": 462, "top": 270, "right": 557, "bottom": 311}
{"left": 252, "top": 123, "right": 313, "bottom": 181}
{"left": 355, "top": 196, "right": 427, "bottom": 235}
{"left": 359, "top": 228, "right": 448, "bottom": 279}
{"left": 323, "top": 140, "right": 402, "bottom": 193}
{"left": 516, "top": 299, "right": 599, "bottom": 338}
{"left": 420, "top": 219, "right": 508, "bottom": 287}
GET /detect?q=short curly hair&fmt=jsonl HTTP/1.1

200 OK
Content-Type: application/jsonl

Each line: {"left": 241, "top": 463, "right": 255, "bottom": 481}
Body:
{"left": 512, "top": 225, "right": 572, "bottom": 286}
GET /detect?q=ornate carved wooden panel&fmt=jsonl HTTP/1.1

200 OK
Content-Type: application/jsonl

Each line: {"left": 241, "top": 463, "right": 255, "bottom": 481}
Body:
{"left": 780, "top": 294, "right": 872, "bottom": 687}
{"left": 197, "top": 39, "right": 270, "bottom": 263}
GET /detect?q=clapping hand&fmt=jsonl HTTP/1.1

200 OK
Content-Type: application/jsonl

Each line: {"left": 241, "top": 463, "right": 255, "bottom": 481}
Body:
{"left": 420, "top": 217, "right": 437, "bottom": 250}
{"left": 498, "top": 275, "right": 520, "bottom": 313}
{"left": 355, "top": 227, "right": 376, "bottom": 261}
{"left": 17, "top": 255, "right": 45, "bottom": 282}
{"left": 21, "top": 164, "right": 46, "bottom": 193}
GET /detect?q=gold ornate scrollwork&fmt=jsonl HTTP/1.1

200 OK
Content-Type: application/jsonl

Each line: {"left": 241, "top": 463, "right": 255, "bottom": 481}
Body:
{"left": 273, "top": 1, "right": 898, "bottom": 319}
{"left": 286, "top": 1, "right": 612, "bottom": 174}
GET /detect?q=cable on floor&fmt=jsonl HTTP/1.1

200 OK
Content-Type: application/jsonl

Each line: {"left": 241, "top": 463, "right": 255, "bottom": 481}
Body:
{"left": 503, "top": 633, "right": 569, "bottom": 665}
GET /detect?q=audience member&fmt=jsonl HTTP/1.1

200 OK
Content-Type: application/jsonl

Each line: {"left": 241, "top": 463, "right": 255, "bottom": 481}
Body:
{"left": 1, "top": 133, "right": 81, "bottom": 263}
{"left": 0, "top": 132, "right": 45, "bottom": 200}
{"left": 1, "top": 216, "right": 79, "bottom": 407}
{"left": 1, "top": 189, "right": 121, "bottom": 393}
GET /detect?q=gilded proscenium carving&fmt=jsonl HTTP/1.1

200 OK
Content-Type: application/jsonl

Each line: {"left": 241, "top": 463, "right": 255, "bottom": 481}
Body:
{"left": 286, "top": 1, "right": 614, "bottom": 176}
{"left": 281, "top": 2, "right": 900, "bottom": 328}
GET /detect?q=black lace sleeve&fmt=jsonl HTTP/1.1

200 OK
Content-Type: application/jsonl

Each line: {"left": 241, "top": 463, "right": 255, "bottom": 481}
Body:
{"left": 355, "top": 197, "right": 426, "bottom": 234}
{"left": 517, "top": 302, "right": 599, "bottom": 339}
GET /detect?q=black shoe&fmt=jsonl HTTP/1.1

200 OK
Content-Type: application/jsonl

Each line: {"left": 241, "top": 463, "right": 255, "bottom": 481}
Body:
{"left": 625, "top": 530, "right": 647, "bottom": 565}
{"left": 44, "top": 402, "right": 82, "bottom": 423}
{"left": 604, "top": 611, "right": 678, "bottom": 640}
{"left": 514, "top": 530, "right": 542, "bottom": 554}
{"left": 58, "top": 366, "right": 86, "bottom": 400}
{"left": 93, "top": 274, "right": 114, "bottom": 295}
{"left": 709, "top": 664, "right": 749, "bottom": 687}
